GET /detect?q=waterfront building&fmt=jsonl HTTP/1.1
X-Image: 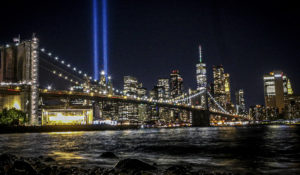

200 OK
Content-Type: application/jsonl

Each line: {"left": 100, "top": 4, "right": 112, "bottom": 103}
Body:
{"left": 249, "top": 104, "right": 280, "bottom": 121}
{"left": 137, "top": 87, "right": 147, "bottom": 98}
{"left": 263, "top": 71, "right": 292, "bottom": 113}
{"left": 150, "top": 85, "right": 165, "bottom": 101}
{"left": 170, "top": 70, "right": 183, "bottom": 98}
{"left": 156, "top": 86, "right": 165, "bottom": 101}
{"left": 123, "top": 76, "right": 138, "bottom": 96}
{"left": 149, "top": 89, "right": 156, "bottom": 99}
{"left": 212, "top": 65, "right": 226, "bottom": 107}
{"left": 235, "top": 89, "right": 246, "bottom": 115}
{"left": 118, "top": 103, "right": 139, "bottom": 125}
{"left": 249, "top": 105, "right": 266, "bottom": 121}
{"left": 41, "top": 108, "right": 93, "bottom": 125}
{"left": 157, "top": 78, "right": 170, "bottom": 99}
{"left": 284, "top": 94, "right": 300, "bottom": 119}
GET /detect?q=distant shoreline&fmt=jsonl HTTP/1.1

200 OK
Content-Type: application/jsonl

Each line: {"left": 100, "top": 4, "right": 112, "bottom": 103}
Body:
{"left": 0, "top": 123, "right": 299, "bottom": 134}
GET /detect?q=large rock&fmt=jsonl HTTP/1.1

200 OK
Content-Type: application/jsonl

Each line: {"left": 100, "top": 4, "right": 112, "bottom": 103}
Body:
{"left": 100, "top": 152, "right": 118, "bottom": 159}
{"left": 38, "top": 166, "right": 52, "bottom": 175}
{"left": 0, "top": 153, "right": 17, "bottom": 165}
{"left": 114, "top": 158, "right": 157, "bottom": 171}
{"left": 44, "top": 157, "right": 55, "bottom": 162}
{"left": 0, "top": 153, "right": 18, "bottom": 174}
{"left": 10, "top": 160, "right": 37, "bottom": 175}
{"left": 165, "top": 165, "right": 191, "bottom": 175}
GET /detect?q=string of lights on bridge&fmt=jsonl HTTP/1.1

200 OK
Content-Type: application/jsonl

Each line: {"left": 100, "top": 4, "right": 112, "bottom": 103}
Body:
{"left": 173, "top": 89, "right": 206, "bottom": 103}
{"left": 207, "top": 91, "right": 228, "bottom": 114}
{"left": 0, "top": 81, "right": 32, "bottom": 86}
{"left": 40, "top": 47, "right": 229, "bottom": 114}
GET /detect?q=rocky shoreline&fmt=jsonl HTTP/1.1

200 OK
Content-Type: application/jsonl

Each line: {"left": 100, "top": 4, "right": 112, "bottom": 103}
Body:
{"left": 0, "top": 153, "right": 238, "bottom": 175}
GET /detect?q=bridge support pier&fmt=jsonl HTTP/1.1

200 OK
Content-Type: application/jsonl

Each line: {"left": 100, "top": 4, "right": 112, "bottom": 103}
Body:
{"left": 191, "top": 110, "right": 210, "bottom": 127}
{"left": 92, "top": 102, "right": 100, "bottom": 121}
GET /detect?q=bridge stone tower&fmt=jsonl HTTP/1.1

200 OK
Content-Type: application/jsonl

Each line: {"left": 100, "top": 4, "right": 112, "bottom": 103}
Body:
{"left": 191, "top": 89, "right": 210, "bottom": 126}
{"left": 30, "top": 35, "right": 39, "bottom": 125}
{"left": 0, "top": 35, "right": 39, "bottom": 125}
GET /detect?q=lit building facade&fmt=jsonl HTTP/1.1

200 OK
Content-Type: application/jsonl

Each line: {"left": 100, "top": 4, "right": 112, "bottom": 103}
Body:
{"left": 224, "top": 73, "right": 231, "bottom": 104}
{"left": 196, "top": 45, "right": 207, "bottom": 90}
{"left": 137, "top": 87, "right": 147, "bottom": 98}
{"left": 123, "top": 76, "right": 138, "bottom": 96}
{"left": 157, "top": 78, "right": 170, "bottom": 99}
{"left": 235, "top": 89, "right": 246, "bottom": 115}
{"left": 212, "top": 65, "right": 226, "bottom": 107}
{"left": 249, "top": 105, "right": 266, "bottom": 121}
{"left": 42, "top": 108, "right": 93, "bottom": 125}
{"left": 284, "top": 95, "right": 300, "bottom": 119}
{"left": 195, "top": 45, "right": 207, "bottom": 108}
{"left": 263, "top": 71, "right": 292, "bottom": 113}
{"left": 170, "top": 70, "right": 183, "bottom": 98}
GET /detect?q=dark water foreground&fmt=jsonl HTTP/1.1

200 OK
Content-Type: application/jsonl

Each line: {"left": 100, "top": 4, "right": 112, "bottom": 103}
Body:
{"left": 0, "top": 125, "right": 139, "bottom": 134}
{"left": 0, "top": 126, "right": 300, "bottom": 174}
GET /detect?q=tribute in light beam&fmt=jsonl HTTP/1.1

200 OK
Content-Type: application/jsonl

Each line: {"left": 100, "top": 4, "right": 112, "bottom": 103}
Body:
{"left": 93, "top": 0, "right": 99, "bottom": 80}
{"left": 102, "top": 0, "right": 108, "bottom": 78}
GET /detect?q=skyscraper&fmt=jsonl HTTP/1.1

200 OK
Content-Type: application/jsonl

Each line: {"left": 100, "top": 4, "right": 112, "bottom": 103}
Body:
{"left": 137, "top": 87, "right": 147, "bottom": 98}
{"left": 170, "top": 70, "right": 183, "bottom": 98}
{"left": 264, "top": 71, "right": 293, "bottom": 113}
{"left": 287, "top": 79, "right": 293, "bottom": 95}
{"left": 213, "top": 65, "right": 226, "bottom": 107}
{"left": 263, "top": 71, "right": 292, "bottom": 113}
{"left": 196, "top": 45, "right": 207, "bottom": 90}
{"left": 235, "top": 89, "right": 246, "bottom": 115}
{"left": 224, "top": 73, "right": 231, "bottom": 104}
{"left": 123, "top": 76, "right": 138, "bottom": 96}
{"left": 157, "top": 78, "right": 170, "bottom": 99}
{"left": 99, "top": 70, "right": 107, "bottom": 92}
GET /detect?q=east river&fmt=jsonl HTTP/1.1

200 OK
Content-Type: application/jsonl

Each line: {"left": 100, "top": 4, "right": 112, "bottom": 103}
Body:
{"left": 0, "top": 126, "right": 300, "bottom": 174}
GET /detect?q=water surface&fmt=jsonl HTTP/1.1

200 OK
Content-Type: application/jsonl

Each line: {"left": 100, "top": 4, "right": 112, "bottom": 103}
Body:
{"left": 0, "top": 126, "right": 300, "bottom": 174}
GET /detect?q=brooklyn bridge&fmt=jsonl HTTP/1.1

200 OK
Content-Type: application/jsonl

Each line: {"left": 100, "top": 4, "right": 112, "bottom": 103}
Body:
{"left": 0, "top": 36, "right": 247, "bottom": 127}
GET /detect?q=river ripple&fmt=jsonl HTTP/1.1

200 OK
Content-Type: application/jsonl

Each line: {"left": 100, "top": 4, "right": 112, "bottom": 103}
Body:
{"left": 0, "top": 125, "right": 300, "bottom": 174}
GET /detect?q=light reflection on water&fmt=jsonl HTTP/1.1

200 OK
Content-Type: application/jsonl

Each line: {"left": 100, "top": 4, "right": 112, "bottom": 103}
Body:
{"left": 47, "top": 131, "right": 85, "bottom": 135}
{"left": 50, "top": 151, "right": 84, "bottom": 160}
{"left": 0, "top": 126, "right": 299, "bottom": 174}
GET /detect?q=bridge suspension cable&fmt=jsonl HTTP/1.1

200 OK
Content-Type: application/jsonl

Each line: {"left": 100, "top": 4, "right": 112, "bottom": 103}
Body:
{"left": 207, "top": 91, "right": 229, "bottom": 114}
{"left": 39, "top": 47, "right": 233, "bottom": 115}
{"left": 40, "top": 47, "right": 125, "bottom": 95}
{"left": 39, "top": 55, "right": 85, "bottom": 82}
{"left": 40, "top": 48, "right": 95, "bottom": 81}
{"left": 172, "top": 89, "right": 206, "bottom": 103}
{"left": 39, "top": 64, "right": 82, "bottom": 86}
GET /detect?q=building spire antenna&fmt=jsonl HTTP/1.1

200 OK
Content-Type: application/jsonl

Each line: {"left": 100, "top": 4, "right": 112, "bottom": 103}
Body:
{"left": 199, "top": 45, "right": 202, "bottom": 63}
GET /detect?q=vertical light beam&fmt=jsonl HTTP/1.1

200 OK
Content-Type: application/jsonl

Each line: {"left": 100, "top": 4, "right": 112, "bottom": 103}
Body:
{"left": 102, "top": 0, "right": 108, "bottom": 78}
{"left": 93, "top": 0, "right": 99, "bottom": 80}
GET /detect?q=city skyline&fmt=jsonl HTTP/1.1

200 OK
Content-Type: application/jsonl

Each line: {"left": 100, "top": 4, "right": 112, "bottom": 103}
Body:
{"left": 0, "top": 0, "right": 299, "bottom": 108}
{"left": 0, "top": 1, "right": 300, "bottom": 174}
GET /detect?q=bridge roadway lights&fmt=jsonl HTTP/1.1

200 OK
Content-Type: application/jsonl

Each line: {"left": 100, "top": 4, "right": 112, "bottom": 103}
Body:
{"left": 191, "top": 109, "right": 210, "bottom": 127}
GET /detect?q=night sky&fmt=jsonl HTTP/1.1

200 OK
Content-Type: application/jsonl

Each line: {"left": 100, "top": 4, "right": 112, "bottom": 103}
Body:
{"left": 0, "top": 0, "right": 299, "bottom": 107}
